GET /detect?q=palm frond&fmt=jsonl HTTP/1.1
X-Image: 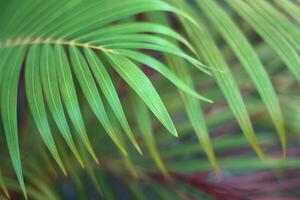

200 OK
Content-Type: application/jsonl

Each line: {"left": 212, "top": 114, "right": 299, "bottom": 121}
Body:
{"left": 1, "top": 0, "right": 300, "bottom": 199}
{"left": 0, "top": 0, "right": 209, "bottom": 197}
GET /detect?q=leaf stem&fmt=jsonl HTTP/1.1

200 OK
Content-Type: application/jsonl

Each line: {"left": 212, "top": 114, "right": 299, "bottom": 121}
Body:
{"left": 0, "top": 37, "right": 116, "bottom": 53}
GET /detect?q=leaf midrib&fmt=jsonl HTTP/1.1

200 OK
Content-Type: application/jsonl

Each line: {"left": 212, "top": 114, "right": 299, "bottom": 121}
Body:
{"left": 0, "top": 37, "right": 114, "bottom": 53}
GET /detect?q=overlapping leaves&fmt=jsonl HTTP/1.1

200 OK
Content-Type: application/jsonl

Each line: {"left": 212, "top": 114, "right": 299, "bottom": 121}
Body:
{"left": 1, "top": 0, "right": 300, "bottom": 198}
{"left": 0, "top": 0, "right": 211, "bottom": 197}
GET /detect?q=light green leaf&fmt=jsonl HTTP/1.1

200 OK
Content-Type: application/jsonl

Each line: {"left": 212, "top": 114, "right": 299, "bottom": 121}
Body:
{"left": 25, "top": 45, "right": 66, "bottom": 175}
{"left": 54, "top": 45, "right": 98, "bottom": 163}
{"left": 117, "top": 49, "right": 211, "bottom": 102}
{"left": 84, "top": 48, "right": 141, "bottom": 154}
{"left": 90, "top": 34, "right": 181, "bottom": 51}
{"left": 105, "top": 52, "right": 177, "bottom": 137}
{"left": 69, "top": 46, "right": 127, "bottom": 155}
{"left": 76, "top": 22, "right": 195, "bottom": 52}
{"left": 40, "top": 45, "right": 84, "bottom": 167}
{"left": 104, "top": 43, "right": 211, "bottom": 75}
{"left": 274, "top": 0, "right": 300, "bottom": 24}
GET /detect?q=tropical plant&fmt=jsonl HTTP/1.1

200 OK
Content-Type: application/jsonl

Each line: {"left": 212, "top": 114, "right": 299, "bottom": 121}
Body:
{"left": 1, "top": 0, "right": 300, "bottom": 199}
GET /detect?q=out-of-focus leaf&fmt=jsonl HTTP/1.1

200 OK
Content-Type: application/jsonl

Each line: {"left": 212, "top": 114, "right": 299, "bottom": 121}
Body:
{"left": 148, "top": 11, "right": 219, "bottom": 172}
{"left": 131, "top": 93, "right": 169, "bottom": 178}
{"left": 227, "top": 0, "right": 300, "bottom": 83}
{"left": 174, "top": 0, "right": 264, "bottom": 159}
{"left": 273, "top": 0, "right": 300, "bottom": 24}
{"left": 198, "top": 0, "right": 284, "bottom": 157}
{"left": 0, "top": 169, "right": 9, "bottom": 199}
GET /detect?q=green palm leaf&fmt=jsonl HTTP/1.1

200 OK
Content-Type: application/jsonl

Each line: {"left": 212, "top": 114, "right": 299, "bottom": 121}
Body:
{"left": 69, "top": 46, "right": 127, "bottom": 155}
{"left": 106, "top": 52, "right": 178, "bottom": 137}
{"left": 84, "top": 48, "right": 141, "bottom": 154}
{"left": 117, "top": 49, "right": 211, "bottom": 102}
{"left": 1, "top": 0, "right": 300, "bottom": 198}
{"left": 40, "top": 45, "right": 84, "bottom": 167}
{"left": 25, "top": 45, "right": 66, "bottom": 175}
{"left": 54, "top": 45, "right": 98, "bottom": 163}
{"left": 0, "top": 0, "right": 211, "bottom": 195}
